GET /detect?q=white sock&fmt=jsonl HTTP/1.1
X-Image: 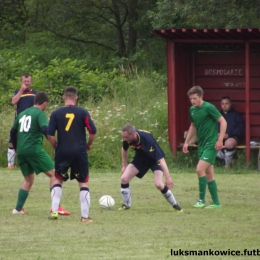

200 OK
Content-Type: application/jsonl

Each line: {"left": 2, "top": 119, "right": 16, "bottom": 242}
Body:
{"left": 8, "top": 148, "right": 15, "bottom": 166}
{"left": 80, "top": 188, "right": 90, "bottom": 218}
{"left": 224, "top": 149, "right": 235, "bottom": 165}
{"left": 163, "top": 189, "right": 177, "bottom": 206}
{"left": 51, "top": 185, "right": 62, "bottom": 212}
{"left": 121, "top": 187, "right": 131, "bottom": 207}
{"left": 216, "top": 150, "right": 225, "bottom": 160}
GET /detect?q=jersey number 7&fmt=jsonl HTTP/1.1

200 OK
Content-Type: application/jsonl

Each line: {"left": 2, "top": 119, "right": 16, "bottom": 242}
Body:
{"left": 65, "top": 113, "right": 75, "bottom": 131}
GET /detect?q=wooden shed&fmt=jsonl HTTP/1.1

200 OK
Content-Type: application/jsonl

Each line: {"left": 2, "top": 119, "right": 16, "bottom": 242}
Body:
{"left": 153, "top": 28, "right": 260, "bottom": 163}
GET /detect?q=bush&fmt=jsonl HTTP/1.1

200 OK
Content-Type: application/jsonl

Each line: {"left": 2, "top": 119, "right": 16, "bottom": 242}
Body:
{"left": 0, "top": 69, "right": 169, "bottom": 170}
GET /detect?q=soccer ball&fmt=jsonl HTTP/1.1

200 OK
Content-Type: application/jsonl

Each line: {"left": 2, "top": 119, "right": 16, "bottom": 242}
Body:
{"left": 99, "top": 195, "right": 115, "bottom": 210}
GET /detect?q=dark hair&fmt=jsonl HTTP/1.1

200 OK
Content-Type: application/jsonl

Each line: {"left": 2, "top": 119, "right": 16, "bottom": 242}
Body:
{"left": 187, "top": 86, "right": 204, "bottom": 97}
{"left": 64, "top": 86, "right": 77, "bottom": 98}
{"left": 221, "top": 96, "right": 231, "bottom": 101}
{"left": 34, "top": 92, "right": 49, "bottom": 105}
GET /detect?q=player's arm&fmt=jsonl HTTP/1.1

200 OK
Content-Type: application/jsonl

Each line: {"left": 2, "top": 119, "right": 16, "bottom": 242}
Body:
{"left": 47, "top": 112, "right": 57, "bottom": 149}
{"left": 84, "top": 113, "right": 97, "bottom": 151}
{"left": 183, "top": 123, "right": 196, "bottom": 153}
{"left": 121, "top": 141, "right": 129, "bottom": 173}
{"left": 87, "top": 133, "right": 96, "bottom": 151}
{"left": 41, "top": 125, "right": 48, "bottom": 139}
{"left": 159, "top": 158, "right": 174, "bottom": 189}
{"left": 216, "top": 116, "right": 227, "bottom": 150}
{"left": 10, "top": 128, "right": 18, "bottom": 150}
{"left": 48, "top": 136, "right": 57, "bottom": 150}
{"left": 11, "top": 84, "right": 28, "bottom": 105}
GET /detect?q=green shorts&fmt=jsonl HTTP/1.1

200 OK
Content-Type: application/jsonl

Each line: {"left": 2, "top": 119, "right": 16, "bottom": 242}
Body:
{"left": 17, "top": 149, "right": 54, "bottom": 176}
{"left": 198, "top": 145, "right": 217, "bottom": 165}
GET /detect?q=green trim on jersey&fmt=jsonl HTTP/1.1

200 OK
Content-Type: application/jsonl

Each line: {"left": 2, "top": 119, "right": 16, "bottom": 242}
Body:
{"left": 12, "top": 107, "right": 48, "bottom": 154}
{"left": 190, "top": 101, "right": 221, "bottom": 151}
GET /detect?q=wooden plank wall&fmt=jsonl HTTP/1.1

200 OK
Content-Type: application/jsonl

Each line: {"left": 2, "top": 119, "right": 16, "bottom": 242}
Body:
{"left": 195, "top": 51, "right": 260, "bottom": 141}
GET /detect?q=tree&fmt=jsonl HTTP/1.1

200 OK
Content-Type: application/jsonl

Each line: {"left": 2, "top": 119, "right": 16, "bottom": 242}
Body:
{"left": 28, "top": 0, "right": 155, "bottom": 58}
{"left": 150, "top": 0, "right": 260, "bottom": 29}
{"left": 0, "top": 0, "right": 28, "bottom": 43}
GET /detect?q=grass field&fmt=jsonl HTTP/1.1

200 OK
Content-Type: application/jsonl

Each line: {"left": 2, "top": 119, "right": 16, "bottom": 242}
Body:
{"left": 0, "top": 168, "right": 259, "bottom": 260}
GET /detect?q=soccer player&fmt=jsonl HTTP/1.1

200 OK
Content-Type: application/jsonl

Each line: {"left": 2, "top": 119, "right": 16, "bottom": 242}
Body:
{"left": 11, "top": 92, "right": 56, "bottom": 214}
{"left": 183, "top": 86, "right": 227, "bottom": 209}
{"left": 7, "top": 74, "right": 37, "bottom": 168}
{"left": 119, "top": 124, "right": 183, "bottom": 212}
{"left": 47, "top": 86, "right": 97, "bottom": 222}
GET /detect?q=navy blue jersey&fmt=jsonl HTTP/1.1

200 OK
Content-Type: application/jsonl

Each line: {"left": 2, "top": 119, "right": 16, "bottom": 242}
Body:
{"left": 13, "top": 89, "right": 37, "bottom": 116}
{"left": 123, "top": 130, "right": 165, "bottom": 162}
{"left": 47, "top": 105, "right": 97, "bottom": 154}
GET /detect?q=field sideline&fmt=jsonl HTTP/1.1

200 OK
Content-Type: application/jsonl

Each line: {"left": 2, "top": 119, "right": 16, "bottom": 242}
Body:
{"left": 0, "top": 169, "right": 259, "bottom": 260}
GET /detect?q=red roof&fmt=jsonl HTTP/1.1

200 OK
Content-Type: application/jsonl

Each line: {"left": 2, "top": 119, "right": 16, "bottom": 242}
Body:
{"left": 153, "top": 28, "right": 260, "bottom": 41}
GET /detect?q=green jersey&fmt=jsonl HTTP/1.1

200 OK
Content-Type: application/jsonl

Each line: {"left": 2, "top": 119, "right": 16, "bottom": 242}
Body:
{"left": 190, "top": 101, "right": 221, "bottom": 149}
{"left": 12, "top": 107, "right": 48, "bottom": 154}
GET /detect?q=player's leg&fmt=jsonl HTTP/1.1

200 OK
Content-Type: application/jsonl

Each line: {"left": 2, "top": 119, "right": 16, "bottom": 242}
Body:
{"left": 34, "top": 150, "right": 70, "bottom": 216}
{"left": 216, "top": 150, "right": 225, "bottom": 160}
{"left": 71, "top": 152, "right": 92, "bottom": 222}
{"left": 78, "top": 182, "right": 92, "bottom": 222}
{"left": 119, "top": 163, "right": 139, "bottom": 209}
{"left": 205, "top": 165, "right": 221, "bottom": 208}
{"left": 13, "top": 154, "right": 34, "bottom": 214}
{"left": 154, "top": 170, "right": 182, "bottom": 212}
{"left": 7, "top": 138, "right": 16, "bottom": 168}
{"left": 44, "top": 168, "right": 55, "bottom": 188}
{"left": 13, "top": 173, "right": 34, "bottom": 214}
{"left": 202, "top": 147, "right": 221, "bottom": 209}
{"left": 49, "top": 177, "right": 63, "bottom": 220}
{"left": 223, "top": 137, "right": 237, "bottom": 167}
{"left": 45, "top": 169, "right": 60, "bottom": 214}
{"left": 194, "top": 159, "right": 211, "bottom": 208}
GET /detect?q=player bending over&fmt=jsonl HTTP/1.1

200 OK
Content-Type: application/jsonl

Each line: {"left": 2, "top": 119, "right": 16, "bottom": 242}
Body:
{"left": 119, "top": 124, "right": 183, "bottom": 212}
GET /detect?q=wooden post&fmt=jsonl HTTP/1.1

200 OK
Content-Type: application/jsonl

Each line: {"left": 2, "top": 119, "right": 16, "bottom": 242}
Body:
{"left": 245, "top": 41, "right": 250, "bottom": 163}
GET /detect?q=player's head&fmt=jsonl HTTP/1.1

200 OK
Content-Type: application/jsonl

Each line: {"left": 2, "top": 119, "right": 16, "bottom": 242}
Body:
{"left": 187, "top": 86, "right": 204, "bottom": 107}
{"left": 121, "top": 124, "right": 136, "bottom": 142}
{"left": 221, "top": 96, "right": 231, "bottom": 113}
{"left": 21, "top": 73, "right": 32, "bottom": 89}
{"left": 34, "top": 92, "right": 49, "bottom": 110}
{"left": 63, "top": 86, "right": 78, "bottom": 99}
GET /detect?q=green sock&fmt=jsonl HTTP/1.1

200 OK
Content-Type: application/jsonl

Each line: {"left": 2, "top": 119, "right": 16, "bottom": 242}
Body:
{"left": 198, "top": 176, "right": 207, "bottom": 203}
{"left": 208, "top": 180, "right": 220, "bottom": 205}
{"left": 15, "top": 189, "right": 29, "bottom": 211}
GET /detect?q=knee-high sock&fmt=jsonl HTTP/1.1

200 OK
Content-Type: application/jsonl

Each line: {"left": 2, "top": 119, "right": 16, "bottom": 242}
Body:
{"left": 15, "top": 189, "right": 29, "bottom": 211}
{"left": 161, "top": 185, "right": 177, "bottom": 206}
{"left": 121, "top": 183, "right": 131, "bottom": 207}
{"left": 80, "top": 187, "right": 90, "bottom": 218}
{"left": 199, "top": 176, "right": 207, "bottom": 203}
{"left": 208, "top": 180, "right": 220, "bottom": 205}
{"left": 224, "top": 149, "right": 235, "bottom": 165}
{"left": 8, "top": 148, "right": 15, "bottom": 166}
{"left": 51, "top": 184, "right": 62, "bottom": 212}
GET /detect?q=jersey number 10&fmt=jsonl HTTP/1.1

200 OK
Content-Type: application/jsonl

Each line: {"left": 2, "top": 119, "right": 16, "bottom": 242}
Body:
{"left": 19, "top": 115, "right": 32, "bottom": 132}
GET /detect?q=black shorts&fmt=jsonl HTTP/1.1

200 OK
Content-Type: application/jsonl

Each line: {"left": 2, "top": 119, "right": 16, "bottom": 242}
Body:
{"left": 55, "top": 150, "right": 89, "bottom": 183}
{"left": 130, "top": 155, "right": 162, "bottom": 179}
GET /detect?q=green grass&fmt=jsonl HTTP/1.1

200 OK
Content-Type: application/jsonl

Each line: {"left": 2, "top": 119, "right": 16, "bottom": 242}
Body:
{"left": 1, "top": 168, "right": 259, "bottom": 260}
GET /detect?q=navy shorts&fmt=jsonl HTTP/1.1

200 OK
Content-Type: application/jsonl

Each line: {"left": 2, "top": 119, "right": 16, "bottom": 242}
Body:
{"left": 130, "top": 155, "right": 162, "bottom": 179}
{"left": 55, "top": 150, "right": 89, "bottom": 183}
